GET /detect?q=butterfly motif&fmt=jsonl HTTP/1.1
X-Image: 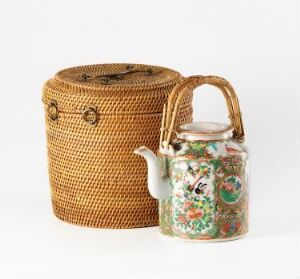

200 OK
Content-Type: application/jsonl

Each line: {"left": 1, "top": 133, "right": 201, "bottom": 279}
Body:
{"left": 187, "top": 176, "right": 207, "bottom": 195}
{"left": 195, "top": 182, "right": 207, "bottom": 194}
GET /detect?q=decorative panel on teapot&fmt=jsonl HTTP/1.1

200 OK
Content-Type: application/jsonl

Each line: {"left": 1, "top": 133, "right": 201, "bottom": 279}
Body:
{"left": 158, "top": 134, "right": 248, "bottom": 241}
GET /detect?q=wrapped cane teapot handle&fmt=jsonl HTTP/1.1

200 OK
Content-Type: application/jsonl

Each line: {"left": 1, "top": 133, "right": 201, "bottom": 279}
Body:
{"left": 161, "top": 75, "right": 245, "bottom": 146}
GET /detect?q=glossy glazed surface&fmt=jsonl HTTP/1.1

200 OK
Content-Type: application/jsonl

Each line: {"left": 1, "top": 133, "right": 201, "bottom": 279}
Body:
{"left": 159, "top": 139, "right": 249, "bottom": 241}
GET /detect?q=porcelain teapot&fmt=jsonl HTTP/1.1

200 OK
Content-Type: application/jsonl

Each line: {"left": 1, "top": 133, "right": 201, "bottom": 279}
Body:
{"left": 135, "top": 75, "right": 249, "bottom": 241}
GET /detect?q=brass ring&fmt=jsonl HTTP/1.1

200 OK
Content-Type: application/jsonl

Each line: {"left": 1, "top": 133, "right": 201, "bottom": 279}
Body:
{"left": 48, "top": 100, "right": 59, "bottom": 121}
{"left": 82, "top": 106, "right": 98, "bottom": 125}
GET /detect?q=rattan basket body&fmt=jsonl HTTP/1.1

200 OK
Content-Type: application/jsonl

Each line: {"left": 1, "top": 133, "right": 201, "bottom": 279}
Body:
{"left": 42, "top": 63, "right": 193, "bottom": 228}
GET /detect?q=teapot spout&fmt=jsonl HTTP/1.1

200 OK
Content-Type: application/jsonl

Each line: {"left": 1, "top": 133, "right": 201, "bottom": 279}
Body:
{"left": 134, "top": 146, "right": 170, "bottom": 200}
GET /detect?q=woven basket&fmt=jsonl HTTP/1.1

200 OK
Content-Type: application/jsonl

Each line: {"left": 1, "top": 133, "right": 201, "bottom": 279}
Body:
{"left": 42, "top": 63, "right": 193, "bottom": 228}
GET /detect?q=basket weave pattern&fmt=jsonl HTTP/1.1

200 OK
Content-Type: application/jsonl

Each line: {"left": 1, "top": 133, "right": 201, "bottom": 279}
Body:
{"left": 43, "top": 64, "right": 193, "bottom": 228}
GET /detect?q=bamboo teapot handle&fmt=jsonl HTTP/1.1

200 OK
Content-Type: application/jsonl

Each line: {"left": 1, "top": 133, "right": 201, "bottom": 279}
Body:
{"left": 161, "top": 75, "right": 245, "bottom": 147}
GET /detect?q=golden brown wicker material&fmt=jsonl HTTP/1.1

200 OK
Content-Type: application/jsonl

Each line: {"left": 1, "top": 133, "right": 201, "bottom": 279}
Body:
{"left": 161, "top": 75, "right": 244, "bottom": 147}
{"left": 42, "top": 63, "right": 193, "bottom": 228}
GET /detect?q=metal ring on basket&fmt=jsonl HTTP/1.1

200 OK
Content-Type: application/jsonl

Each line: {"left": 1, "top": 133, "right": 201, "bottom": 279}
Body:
{"left": 48, "top": 100, "right": 59, "bottom": 121}
{"left": 82, "top": 106, "right": 98, "bottom": 125}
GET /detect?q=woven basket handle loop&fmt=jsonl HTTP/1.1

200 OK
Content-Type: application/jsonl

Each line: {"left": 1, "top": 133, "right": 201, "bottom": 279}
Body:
{"left": 162, "top": 75, "right": 245, "bottom": 146}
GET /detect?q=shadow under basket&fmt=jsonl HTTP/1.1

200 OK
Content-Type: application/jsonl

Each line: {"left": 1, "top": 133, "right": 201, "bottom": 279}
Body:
{"left": 42, "top": 63, "right": 193, "bottom": 228}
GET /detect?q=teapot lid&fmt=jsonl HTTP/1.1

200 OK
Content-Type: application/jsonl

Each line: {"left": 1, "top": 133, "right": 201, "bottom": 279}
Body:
{"left": 176, "top": 122, "right": 233, "bottom": 141}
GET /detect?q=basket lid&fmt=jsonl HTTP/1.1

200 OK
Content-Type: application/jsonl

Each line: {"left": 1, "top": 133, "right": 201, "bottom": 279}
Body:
{"left": 43, "top": 63, "right": 189, "bottom": 115}
{"left": 54, "top": 63, "right": 181, "bottom": 90}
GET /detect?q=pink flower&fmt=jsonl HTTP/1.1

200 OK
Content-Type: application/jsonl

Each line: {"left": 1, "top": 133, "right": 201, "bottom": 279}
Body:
{"left": 178, "top": 214, "right": 188, "bottom": 225}
{"left": 187, "top": 208, "right": 203, "bottom": 220}
{"left": 183, "top": 201, "right": 193, "bottom": 210}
